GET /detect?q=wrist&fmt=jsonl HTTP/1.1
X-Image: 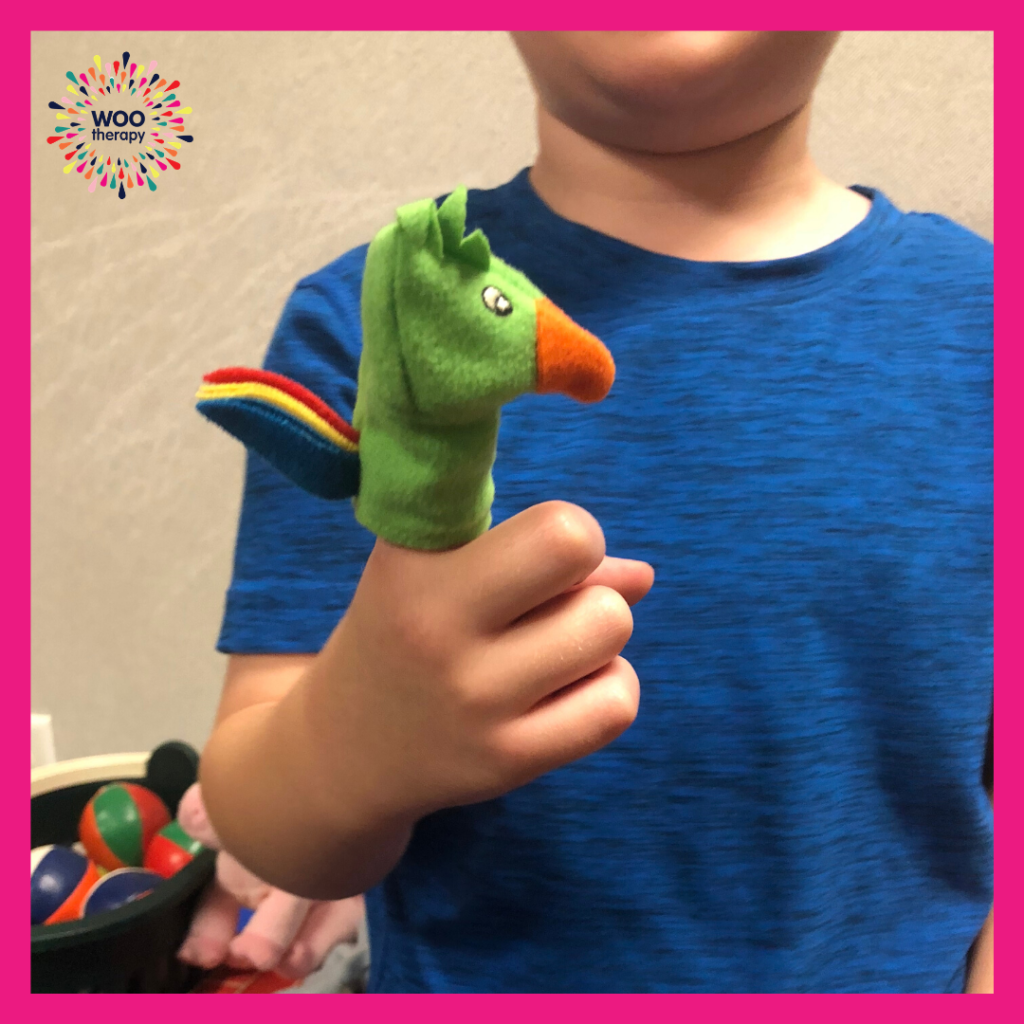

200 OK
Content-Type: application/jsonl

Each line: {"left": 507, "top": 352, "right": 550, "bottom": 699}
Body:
{"left": 202, "top": 688, "right": 415, "bottom": 899}
{"left": 279, "top": 661, "right": 420, "bottom": 838}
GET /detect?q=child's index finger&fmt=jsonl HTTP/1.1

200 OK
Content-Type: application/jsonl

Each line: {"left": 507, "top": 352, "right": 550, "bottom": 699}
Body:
{"left": 568, "top": 557, "right": 655, "bottom": 608}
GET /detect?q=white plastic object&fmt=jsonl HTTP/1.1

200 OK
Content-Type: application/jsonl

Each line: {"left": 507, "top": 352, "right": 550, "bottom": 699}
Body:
{"left": 31, "top": 751, "right": 149, "bottom": 798}
{"left": 31, "top": 714, "right": 57, "bottom": 769}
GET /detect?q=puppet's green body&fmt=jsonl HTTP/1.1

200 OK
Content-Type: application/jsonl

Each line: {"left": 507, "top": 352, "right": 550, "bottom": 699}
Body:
{"left": 197, "top": 186, "right": 614, "bottom": 551}
{"left": 353, "top": 194, "right": 542, "bottom": 547}
{"left": 352, "top": 403, "right": 500, "bottom": 549}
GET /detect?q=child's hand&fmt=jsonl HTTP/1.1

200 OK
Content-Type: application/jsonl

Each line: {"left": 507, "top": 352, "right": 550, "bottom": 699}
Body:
{"left": 310, "top": 500, "right": 653, "bottom": 821}
{"left": 200, "top": 501, "right": 653, "bottom": 898}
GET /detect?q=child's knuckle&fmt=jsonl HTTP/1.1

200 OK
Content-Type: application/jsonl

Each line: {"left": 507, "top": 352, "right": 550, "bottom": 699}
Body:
{"left": 582, "top": 586, "right": 633, "bottom": 646}
{"left": 538, "top": 502, "right": 604, "bottom": 569}
{"left": 449, "top": 667, "right": 496, "bottom": 716}
{"left": 595, "top": 673, "right": 640, "bottom": 736}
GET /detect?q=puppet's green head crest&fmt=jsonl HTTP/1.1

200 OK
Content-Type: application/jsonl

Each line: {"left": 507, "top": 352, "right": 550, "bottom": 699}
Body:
{"left": 372, "top": 185, "right": 566, "bottom": 425}
{"left": 403, "top": 183, "right": 493, "bottom": 271}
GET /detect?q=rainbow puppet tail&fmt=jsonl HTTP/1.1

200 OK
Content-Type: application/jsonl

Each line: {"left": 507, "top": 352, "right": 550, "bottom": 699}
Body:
{"left": 196, "top": 367, "right": 360, "bottom": 500}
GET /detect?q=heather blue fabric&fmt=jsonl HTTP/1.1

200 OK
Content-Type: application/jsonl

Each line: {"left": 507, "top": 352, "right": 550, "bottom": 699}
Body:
{"left": 217, "top": 169, "right": 993, "bottom": 993}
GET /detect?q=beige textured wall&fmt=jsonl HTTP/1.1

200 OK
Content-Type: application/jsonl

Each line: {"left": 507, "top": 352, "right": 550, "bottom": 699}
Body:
{"left": 32, "top": 32, "right": 993, "bottom": 759}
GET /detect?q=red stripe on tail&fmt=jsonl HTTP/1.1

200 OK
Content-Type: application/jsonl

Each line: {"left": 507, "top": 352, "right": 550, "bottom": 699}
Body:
{"left": 203, "top": 367, "right": 359, "bottom": 443}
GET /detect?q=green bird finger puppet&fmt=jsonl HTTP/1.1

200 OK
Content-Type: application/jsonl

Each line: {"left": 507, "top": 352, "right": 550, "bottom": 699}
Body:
{"left": 196, "top": 186, "right": 616, "bottom": 550}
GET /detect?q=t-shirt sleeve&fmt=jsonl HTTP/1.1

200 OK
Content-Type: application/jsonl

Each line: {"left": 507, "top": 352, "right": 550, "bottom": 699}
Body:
{"left": 216, "top": 244, "right": 376, "bottom": 653}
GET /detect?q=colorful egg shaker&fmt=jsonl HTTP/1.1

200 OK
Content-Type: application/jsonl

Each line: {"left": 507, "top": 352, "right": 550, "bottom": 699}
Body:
{"left": 79, "top": 782, "right": 171, "bottom": 871}
{"left": 31, "top": 845, "right": 102, "bottom": 925}
{"left": 80, "top": 867, "right": 164, "bottom": 917}
{"left": 143, "top": 820, "right": 206, "bottom": 878}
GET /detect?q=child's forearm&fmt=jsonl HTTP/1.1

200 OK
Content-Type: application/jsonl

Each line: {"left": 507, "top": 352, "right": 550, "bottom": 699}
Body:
{"left": 199, "top": 678, "right": 415, "bottom": 901}
{"left": 965, "top": 906, "right": 994, "bottom": 993}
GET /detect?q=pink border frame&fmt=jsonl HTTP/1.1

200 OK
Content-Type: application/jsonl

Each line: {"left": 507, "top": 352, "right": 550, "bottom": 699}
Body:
{"left": 17, "top": 7, "right": 1010, "bottom": 1018}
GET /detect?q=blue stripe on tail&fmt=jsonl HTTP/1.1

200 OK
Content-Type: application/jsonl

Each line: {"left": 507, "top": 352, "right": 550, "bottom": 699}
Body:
{"left": 198, "top": 397, "right": 360, "bottom": 500}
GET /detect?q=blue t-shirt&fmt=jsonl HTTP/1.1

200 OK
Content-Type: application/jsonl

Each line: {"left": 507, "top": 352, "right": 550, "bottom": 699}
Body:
{"left": 218, "top": 169, "right": 993, "bottom": 993}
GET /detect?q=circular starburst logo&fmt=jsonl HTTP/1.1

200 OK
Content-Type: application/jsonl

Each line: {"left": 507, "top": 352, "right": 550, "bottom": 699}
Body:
{"left": 46, "top": 50, "right": 194, "bottom": 199}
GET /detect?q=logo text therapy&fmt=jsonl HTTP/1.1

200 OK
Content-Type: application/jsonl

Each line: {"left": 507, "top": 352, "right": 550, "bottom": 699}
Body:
{"left": 90, "top": 109, "right": 147, "bottom": 145}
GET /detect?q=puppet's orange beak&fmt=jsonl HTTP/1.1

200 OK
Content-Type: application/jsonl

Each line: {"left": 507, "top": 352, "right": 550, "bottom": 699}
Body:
{"left": 534, "top": 297, "right": 615, "bottom": 403}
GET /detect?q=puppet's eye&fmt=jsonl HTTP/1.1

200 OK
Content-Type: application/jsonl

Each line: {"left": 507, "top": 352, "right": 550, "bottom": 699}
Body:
{"left": 482, "top": 285, "right": 513, "bottom": 316}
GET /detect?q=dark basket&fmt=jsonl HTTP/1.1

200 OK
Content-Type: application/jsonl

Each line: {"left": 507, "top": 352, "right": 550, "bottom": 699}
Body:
{"left": 31, "top": 741, "right": 217, "bottom": 993}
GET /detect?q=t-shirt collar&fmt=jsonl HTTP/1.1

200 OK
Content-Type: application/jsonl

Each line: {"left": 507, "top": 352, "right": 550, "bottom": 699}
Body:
{"left": 502, "top": 166, "right": 904, "bottom": 302}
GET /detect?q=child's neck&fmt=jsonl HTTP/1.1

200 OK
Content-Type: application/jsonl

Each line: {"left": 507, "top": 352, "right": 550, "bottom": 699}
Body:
{"left": 529, "top": 104, "right": 871, "bottom": 263}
